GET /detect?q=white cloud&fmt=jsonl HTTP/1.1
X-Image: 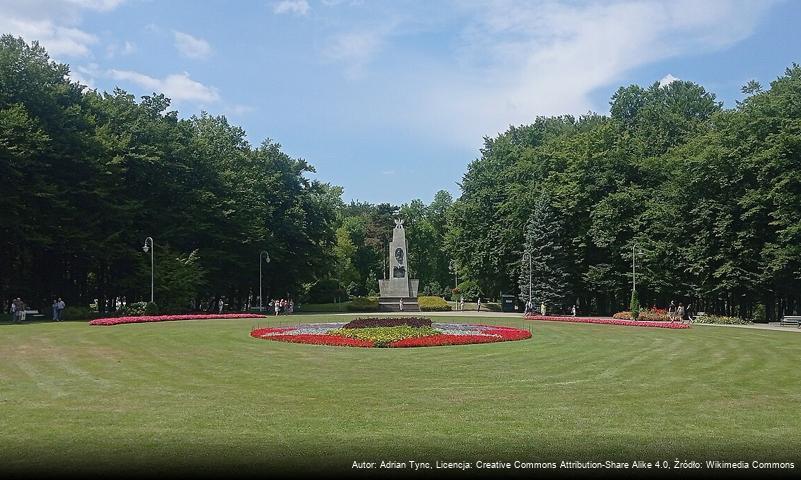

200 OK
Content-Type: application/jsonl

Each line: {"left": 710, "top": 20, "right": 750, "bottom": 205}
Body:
{"left": 273, "top": 0, "right": 310, "bottom": 16}
{"left": 68, "top": 63, "right": 101, "bottom": 89}
{"left": 224, "top": 104, "right": 256, "bottom": 116}
{"left": 108, "top": 69, "right": 220, "bottom": 104}
{"left": 659, "top": 73, "right": 680, "bottom": 87}
{"left": 173, "top": 31, "right": 212, "bottom": 59}
{"left": 401, "top": 0, "right": 777, "bottom": 147}
{"left": 106, "top": 40, "right": 136, "bottom": 57}
{"left": 0, "top": 0, "right": 127, "bottom": 57}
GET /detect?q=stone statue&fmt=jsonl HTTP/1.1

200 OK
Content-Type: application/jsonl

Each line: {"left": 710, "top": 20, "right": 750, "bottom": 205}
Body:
{"left": 378, "top": 218, "right": 419, "bottom": 310}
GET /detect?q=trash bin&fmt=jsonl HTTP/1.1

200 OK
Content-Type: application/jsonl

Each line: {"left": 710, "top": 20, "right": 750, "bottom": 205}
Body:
{"left": 500, "top": 294, "right": 516, "bottom": 313}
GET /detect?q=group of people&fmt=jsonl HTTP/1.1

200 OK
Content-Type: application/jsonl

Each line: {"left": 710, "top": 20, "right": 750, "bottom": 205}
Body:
{"left": 6, "top": 297, "right": 66, "bottom": 323}
{"left": 523, "top": 301, "right": 577, "bottom": 317}
{"left": 9, "top": 298, "right": 27, "bottom": 323}
{"left": 270, "top": 298, "right": 293, "bottom": 316}
{"left": 667, "top": 301, "right": 693, "bottom": 323}
{"left": 453, "top": 296, "right": 484, "bottom": 311}
{"left": 51, "top": 298, "right": 66, "bottom": 321}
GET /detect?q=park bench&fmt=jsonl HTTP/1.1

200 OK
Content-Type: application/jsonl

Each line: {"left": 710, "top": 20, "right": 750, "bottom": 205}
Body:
{"left": 779, "top": 315, "right": 801, "bottom": 328}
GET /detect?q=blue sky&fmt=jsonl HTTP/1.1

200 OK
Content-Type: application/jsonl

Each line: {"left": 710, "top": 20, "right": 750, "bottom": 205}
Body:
{"left": 2, "top": 0, "right": 800, "bottom": 205}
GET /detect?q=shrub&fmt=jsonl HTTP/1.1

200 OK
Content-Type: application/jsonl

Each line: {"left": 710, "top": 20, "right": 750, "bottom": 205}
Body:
{"left": 630, "top": 290, "right": 640, "bottom": 321}
{"left": 144, "top": 301, "right": 159, "bottom": 315}
{"left": 638, "top": 308, "right": 670, "bottom": 322}
{"left": 61, "top": 306, "right": 102, "bottom": 321}
{"left": 342, "top": 316, "right": 432, "bottom": 329}
{"left": 418, "top": 296, "right": 452, "bottom": 311}
{"left": 346, "top": 296, "right": 379, "bottom": 312}
{"left": 695, "top": 315, "right": 752, "bottom": 325}
{"left": 613, "top": 311, "right": 632, "bottom": 320}
{"left": 119, "top": 301, "right": 148, "bottom": 316}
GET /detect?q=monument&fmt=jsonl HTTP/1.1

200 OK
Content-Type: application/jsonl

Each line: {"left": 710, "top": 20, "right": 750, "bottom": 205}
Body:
{"left": 378, "top": 219, "right": 420, "bottom": 311}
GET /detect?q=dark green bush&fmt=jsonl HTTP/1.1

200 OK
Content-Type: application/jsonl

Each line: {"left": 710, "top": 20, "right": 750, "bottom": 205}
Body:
{"left": 418, "top": 296, "right": 452, "bottom": 311}
{"left": 144, "top": 301, "right": 159, "bottom": 315}
{"left": 308, "top": 279, "right": 346, "bottom": 303}
{"left": 346, "top": 296, "right": 379, "bottom": 312}
{"left": 61, "top": 306, "right": 102, "bottom": 321}
{"left": 630, "top": 290, "right": 640, "bottom": 321}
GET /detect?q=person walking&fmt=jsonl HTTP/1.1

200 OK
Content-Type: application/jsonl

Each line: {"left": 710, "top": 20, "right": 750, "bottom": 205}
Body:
{"left": 57, "top": 297, "right": 65, "bottom": 321}
{"left": 571, "top": 304, "right": 577, "bottom": 317}
{"left": 274, "top": 299, "right": 280, "bottom": 316}
{"left": 476, "top": 297, "right": 481, "bottom": 312}
{"left": 10, "top": 299, "right": 17, "bottom": 323}
{"left": 459, "top": 296, "right": 464, "bottom": 311}
{"left": 668, "top": 300, "right": 676, "bottom": 322}
{"left": 399, "top": 298, "right": 404, "bottom": 312}
{"left": 218, "top": 298, "right": 224, "bottom": 314}
{"left": 540, "top": 302, "right": 546, "bottom": 316}
{"left": 52, "top": 298, "right": 59, "bottom": 321}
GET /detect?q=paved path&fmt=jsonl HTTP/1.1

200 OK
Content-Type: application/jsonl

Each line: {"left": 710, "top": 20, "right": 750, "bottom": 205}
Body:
{"left": 694, "top": 322, "right": 801, "bottom": 333}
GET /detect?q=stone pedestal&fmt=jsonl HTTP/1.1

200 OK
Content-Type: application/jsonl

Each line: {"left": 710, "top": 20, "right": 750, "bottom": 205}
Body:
{"left": 378, "top": 219, "right": 419, "bottom": 312}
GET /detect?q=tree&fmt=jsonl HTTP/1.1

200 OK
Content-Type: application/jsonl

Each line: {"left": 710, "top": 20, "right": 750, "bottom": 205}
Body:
{"left": 519, "top": 192, "right": 570, "bottom": 310}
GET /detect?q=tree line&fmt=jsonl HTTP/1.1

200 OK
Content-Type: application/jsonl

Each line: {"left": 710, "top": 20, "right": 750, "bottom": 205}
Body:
{"left": 2, "top": 35, "right": 800, "bottom": 321}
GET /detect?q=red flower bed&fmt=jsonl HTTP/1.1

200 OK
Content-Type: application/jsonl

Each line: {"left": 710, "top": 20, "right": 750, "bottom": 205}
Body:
{"left": 389, "top": 325, "right": 532, "bottom": 347}
{"left": 90, "top": 313, "right": 267, "bottom": 326}
{"left": 251, "top": 329, "right": 374, "bottom": 347}
{"left": 251, "top": 323, "right": 532, "bottom": 348}
{"left": 524, "top": 315, "right": 689, "bottom": 329}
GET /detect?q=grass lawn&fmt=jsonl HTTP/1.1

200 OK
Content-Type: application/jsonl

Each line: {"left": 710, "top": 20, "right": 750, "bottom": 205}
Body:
{"left": 1, "top": 315, "right": 800, "bottom": 476}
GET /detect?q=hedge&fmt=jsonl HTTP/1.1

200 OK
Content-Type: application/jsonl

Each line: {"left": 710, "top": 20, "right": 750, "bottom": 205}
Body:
{"left": 418, "top": 296, "right": 452, "bottom": 311}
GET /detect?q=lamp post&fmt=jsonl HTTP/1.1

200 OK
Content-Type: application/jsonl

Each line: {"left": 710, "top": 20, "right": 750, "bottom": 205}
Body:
{"left": 449, "top": 260, "right": 458, "bottom": 289}
{"left": 522, "top": 252, "right": 532, "bottom": 301}
{"left": 142, "top": 237, "right": 154, "bottom": 303}
{"left": 259, "top": 251, "right": 270, "bottom": 312}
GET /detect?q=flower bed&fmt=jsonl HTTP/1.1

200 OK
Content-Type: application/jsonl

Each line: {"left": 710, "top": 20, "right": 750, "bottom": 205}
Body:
{"left": 342, "top": 316, "right": 432, "bottom": 329}
{"left": 89, "top": 313, "right": 267, "bottom": 326}
{"left": 524, "top": 315, "right": 689, "bottom": 329}
{"left": 251, "top": 322, "right": 532, "bottom": 348}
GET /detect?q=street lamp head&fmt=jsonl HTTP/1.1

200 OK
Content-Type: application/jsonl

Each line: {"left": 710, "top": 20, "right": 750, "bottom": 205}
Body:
{"left": 261, "top": 251, "right": 270, "bottom": 263}
{"left": 142, "top": 243, "right": 149, "bottom": 253}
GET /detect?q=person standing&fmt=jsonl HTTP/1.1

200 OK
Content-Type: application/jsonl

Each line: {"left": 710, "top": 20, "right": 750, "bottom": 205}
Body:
{"left": 674, "top": 303, "right": 685, "bottom": 324}
{"left": 274, "top": 299, "right": 280, "bottom": 316}
{"left": 668, "top": 300, "right": 676, "bottom": 322}
{"left": 57, "top": 297, "right": 65, "bottom": 321}
{"left": 571, "top": 304, "right": 577, "bottom": 317}
{"left": 16, "top": 298, "right": 26, "bottom": 322}
{"left": 540, "top": 302, "right": 546, "bottom": 316}
{"left": 52, "top": 298, "right": 59, "bottom": 321}
{"left": 399, "top": 298, "right": 404, "bottom": 312}
{"left": 459, "top": 296, "right": 464, "bottom": 312}
{"left": 218, "top": 298, "right": 224, "bottom": 314}
{"left": 476, "top": 297, "right": 481, "bottom": 312}
{"left": 10, "top": 299, "right": 17, "bottom": 323}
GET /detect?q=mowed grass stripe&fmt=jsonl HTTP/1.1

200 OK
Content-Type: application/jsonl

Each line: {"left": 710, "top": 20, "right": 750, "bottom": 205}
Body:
{"left": 1, "top": 315, "right": 800, "bottom": 474}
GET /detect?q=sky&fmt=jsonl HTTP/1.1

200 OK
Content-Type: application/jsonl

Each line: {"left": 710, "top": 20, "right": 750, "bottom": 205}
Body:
{"left": 1, "top": 0, "right": 800, "bottom": 205}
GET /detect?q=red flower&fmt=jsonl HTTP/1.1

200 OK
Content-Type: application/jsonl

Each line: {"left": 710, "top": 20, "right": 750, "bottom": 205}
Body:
{"left": 251, "top": 331, "right": 374, "bottom": 347}
{"left": 524, "top": 315, "right": 689, "bottom": 329}
{"left": 89, "top": 313, "right": 267, "bottom": 326}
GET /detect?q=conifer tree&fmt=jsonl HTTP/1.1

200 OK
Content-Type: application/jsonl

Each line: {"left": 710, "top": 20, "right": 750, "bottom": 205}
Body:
{"left": 518, "top": 192, "right": 570, "bottom": 311}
